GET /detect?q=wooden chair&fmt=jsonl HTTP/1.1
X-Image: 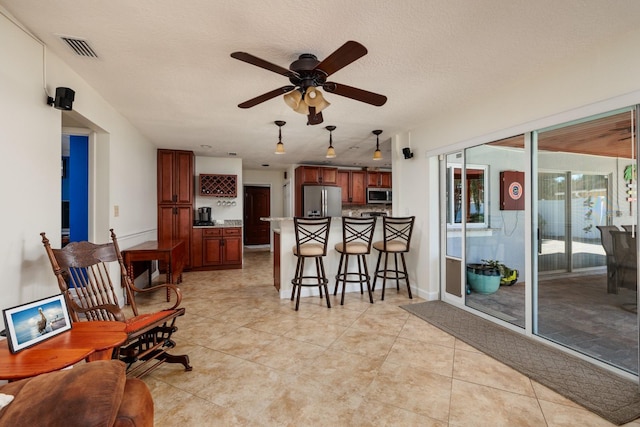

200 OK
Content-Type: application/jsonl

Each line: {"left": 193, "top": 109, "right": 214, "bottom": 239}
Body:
{"left": 41, "top": 229, "right": 192, "bottom": 378}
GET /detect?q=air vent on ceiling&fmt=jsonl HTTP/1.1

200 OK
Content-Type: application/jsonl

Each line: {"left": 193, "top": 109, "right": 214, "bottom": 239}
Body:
{"left": 59, "top": 36, "right": 98, "bottom": 58}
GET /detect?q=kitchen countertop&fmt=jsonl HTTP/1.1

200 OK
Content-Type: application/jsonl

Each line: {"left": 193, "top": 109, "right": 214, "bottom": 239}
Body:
{"left": 193, "top": 219, "right": 243, "bottom": 228}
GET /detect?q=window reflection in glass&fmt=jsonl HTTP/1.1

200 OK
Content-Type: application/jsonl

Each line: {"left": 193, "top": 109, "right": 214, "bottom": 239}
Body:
{"left": 447, "top": 165, "right": 488, "bottom": 227}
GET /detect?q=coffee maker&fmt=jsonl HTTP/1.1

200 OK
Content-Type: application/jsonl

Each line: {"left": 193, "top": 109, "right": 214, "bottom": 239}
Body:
{"left": 196, "top": 207, "right": 212, "bottom": 225}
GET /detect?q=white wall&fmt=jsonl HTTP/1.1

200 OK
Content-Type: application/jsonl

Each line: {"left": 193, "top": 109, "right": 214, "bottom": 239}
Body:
{"left": 394, "top": 27, "right": 640, "bottom": 301}
{"left": 0, "top": 12, "right": 157, "bottom": 312}
{"left": 195, "top": 157, "right": 243, "bottom": 221}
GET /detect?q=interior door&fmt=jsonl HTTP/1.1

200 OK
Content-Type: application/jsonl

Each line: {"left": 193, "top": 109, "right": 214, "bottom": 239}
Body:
{"left": 243, "top": 186, "right": 270, "bottom": 245}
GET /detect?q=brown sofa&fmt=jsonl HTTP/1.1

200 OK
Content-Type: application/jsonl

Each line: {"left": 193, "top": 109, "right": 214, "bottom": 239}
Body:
{"left": 0, "top": 360, "right": 153, "bottom": 427}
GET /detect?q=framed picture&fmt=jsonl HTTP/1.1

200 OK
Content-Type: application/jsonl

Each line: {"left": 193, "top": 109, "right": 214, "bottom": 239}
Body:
{"left": 2, "top": 294, "right": 72, "bottom": 353}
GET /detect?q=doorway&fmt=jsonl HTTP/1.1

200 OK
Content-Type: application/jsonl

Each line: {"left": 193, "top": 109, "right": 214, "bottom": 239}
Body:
{"left": 61, "top": 134, "right": 89, "bottom": 245}
{"left": 243, "top": 186, "right": 270, "bottom": 246}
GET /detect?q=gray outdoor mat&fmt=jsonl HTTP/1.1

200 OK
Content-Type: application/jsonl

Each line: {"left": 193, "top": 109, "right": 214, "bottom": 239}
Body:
{"left": 401, "top": 300, "right": 640, "bottom": 425}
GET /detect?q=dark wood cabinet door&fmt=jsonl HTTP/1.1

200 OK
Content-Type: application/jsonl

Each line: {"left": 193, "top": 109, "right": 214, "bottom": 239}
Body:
{"left": 300, "top": 167, "right": 319, "bottom": 183}
{"left": 157, "top": 150, "right": 176, "bottom": 204}
{"left": 379, "top": 172, "right": 392, "bottom": 188}
{"left": 158, "top": 205, "right": 192, "bottom": 268}
{"left": 223, "top": 236, "right": 243, "bottom": 264}
{"left": 351, "top": 171, "right": 367, "bottom": 205}
{"left": 203, "top": 238, "right": 222, "bottom": 266}
{"left": 337, "top": 171, "right": 350, "bottom": 203}
{"left": 175, "top": 206, "right": 192, "bottom": 268}
{"left": 273, "top": 231, "right": 280, "bottom": 291}
{"left": 191, "top": 228, "right": 202, "bottom": 268}
{"left": 157, "top": 150, "right": 193, "bottom": 204}
{"left": 174, "top": 151, "right": 194, "bottom": 204}
{"left": 367, "top": 172, "right": 380, "bottom": 187}
{"left": 157, "top": 205, "right": 176, "bottom": 244}
{"left": 321, "top": 168, "right": 338, "bottom": 185}
{"left": 366, "top": 171, "right": 391, "bottom": 188}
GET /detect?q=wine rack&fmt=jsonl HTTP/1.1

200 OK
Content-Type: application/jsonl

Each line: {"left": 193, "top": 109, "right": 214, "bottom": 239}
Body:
{"left": 199, "top": 174, "right": 237, "bottom": 197}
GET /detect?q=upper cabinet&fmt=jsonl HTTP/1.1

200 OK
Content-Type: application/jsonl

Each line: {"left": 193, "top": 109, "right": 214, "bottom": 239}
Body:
{"left": 338, "top": 170, "right": 367, "bottom": 205}
{"left": 157, "top": 149, "right": 194, "bottom": 205}
{"left": 295, "top": 166, "right": 338, "bottom": 185}
{"left": 367, "top": 171, "right": 391, "bottom": 188}
{"left": 199, "top": 174, "right": 237, "bottom": 197}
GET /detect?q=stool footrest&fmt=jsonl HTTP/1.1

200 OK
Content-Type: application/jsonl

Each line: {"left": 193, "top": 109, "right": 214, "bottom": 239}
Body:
{"left": 291, "top": 276, "right": 329, "bottom": 286}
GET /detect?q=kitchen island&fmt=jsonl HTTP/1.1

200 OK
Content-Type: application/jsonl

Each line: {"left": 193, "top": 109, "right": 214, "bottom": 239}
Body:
{"left": 263, "top": 217, "right": 385, "bottom": 299}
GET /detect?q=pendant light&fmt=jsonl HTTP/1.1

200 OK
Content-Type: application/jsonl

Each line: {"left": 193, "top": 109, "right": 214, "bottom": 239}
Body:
{"left": 372, "top": 129, "right": 383, "bottom": 160}
{"left": 274, "top": 120, "right": 286, "bottom": 154}
{"left": 325, "top": 125, "right": 336, "bottom": 158}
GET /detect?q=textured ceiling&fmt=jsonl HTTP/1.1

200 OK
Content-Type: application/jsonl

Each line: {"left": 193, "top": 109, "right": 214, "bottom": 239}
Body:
{"left": 2, "top": 0, "right": 640, "bottom": 170}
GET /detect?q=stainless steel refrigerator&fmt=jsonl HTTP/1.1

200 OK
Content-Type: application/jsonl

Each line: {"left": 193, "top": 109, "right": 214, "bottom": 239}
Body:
{"left": 302, "top": 185, "right": 342, "bottom": 217}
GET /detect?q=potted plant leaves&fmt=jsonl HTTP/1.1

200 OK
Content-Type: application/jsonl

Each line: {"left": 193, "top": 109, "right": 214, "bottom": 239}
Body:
{"left": 482, "top": 259, "right": 519, "bottom": 286}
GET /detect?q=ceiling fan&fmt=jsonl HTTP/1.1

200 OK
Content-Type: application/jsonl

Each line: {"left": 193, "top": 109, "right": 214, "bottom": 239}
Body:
{"left": 230, "top": 41, "right": 387, "bottom": 125}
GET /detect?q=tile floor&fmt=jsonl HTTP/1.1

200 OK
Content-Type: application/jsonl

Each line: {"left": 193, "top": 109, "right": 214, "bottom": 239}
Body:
{"left": 134, "top": 250, "right": 640, "bottom": 426}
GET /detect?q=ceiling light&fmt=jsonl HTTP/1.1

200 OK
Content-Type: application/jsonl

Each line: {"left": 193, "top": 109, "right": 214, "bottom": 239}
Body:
{"left": 325, "top": 125, "right": 336, "bottom": 158}
{"left": 274, "top": 120, "right": 286, "bottom": 154}
{"left": 283, "top": 87, "right": 330, "bottom": 116}
{"left": 372, "top": 129, "right": 383, "bottom": 160}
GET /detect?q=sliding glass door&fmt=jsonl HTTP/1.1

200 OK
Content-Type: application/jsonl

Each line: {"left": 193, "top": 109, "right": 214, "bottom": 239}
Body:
{"left": 534, "top": 109, "right": 638, "bottom": 374}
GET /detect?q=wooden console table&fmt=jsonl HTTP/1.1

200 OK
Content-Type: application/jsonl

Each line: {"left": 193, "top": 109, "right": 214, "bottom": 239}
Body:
{"left": 122, "top": 239, "right": 186, "bottom": 302}
{"left": 0, "top": 321, "right": 126, "bottom": 381}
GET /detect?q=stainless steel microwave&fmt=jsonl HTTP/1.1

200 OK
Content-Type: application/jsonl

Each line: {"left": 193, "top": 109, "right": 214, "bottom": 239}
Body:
{"left": 367, "top": 188, "right": 392, "bottom": 204}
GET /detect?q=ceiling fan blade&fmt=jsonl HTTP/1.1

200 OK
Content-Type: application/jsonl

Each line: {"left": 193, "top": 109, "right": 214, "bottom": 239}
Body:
{"left": 238, "top": 86, "right": 295, "bottom": 109}
{"left": 315, "top": 41, "right": 367, "bottom": 77}
{"left": 231, "top": 52, "right": 299, "bottom": 78}
{"left": 307, "top": 107, "right": 323, "bottom": 125}
{"left": 323, "top": 82, "right": 387, "bottom": 106}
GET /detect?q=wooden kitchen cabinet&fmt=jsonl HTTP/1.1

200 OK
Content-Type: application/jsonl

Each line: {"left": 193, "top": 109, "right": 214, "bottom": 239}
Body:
{"left": 193, "top": 227, "right": 242, "bottom": 269}
{"left": 273, "top": 231, "right": 280, "bottom": 291}
{"left": 338, "top": 170, "right": 367, "bottom": 205}
{"left": 367, "top": 171, "right": 392, "bottom": 188}
{"left": 157, "top": 205, "right": 192, "bottom": 268}
{"left": 295, "top": 166, "right": 338, "bottom": 185}
{"left": 294, "top": 166, "right": 339, "bottom": 216}
{"left": 157, "top": 149, "right": 194, "bottom": 268}
{"left": 157, "top": 149, "right": 194, "bottom": 204}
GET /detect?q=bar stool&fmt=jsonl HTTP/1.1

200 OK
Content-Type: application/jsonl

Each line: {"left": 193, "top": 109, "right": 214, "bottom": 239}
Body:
{"left": 372, "top": 216, "right": 415, "bottom": 300}
{"left": 333, "top": 216, "right": 377, "bottom": 305}
{"left": 291, "top": 217, "right": 332, "bottom": 311}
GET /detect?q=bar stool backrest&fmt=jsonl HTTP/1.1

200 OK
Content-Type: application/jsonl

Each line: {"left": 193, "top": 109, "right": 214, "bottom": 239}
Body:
{"left": 382, "top": 216, "right": 415, "bottom": 252}
{"left": 341, "top": 216, "right": 377, "bottom": 253}
{"left": 294, "top": 217, "right": 331, "bottom": 256}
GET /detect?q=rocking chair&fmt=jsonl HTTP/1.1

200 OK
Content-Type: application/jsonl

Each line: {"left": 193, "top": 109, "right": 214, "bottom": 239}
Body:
{"left": 41, "top": 229, "right": 192, "bottom": 378}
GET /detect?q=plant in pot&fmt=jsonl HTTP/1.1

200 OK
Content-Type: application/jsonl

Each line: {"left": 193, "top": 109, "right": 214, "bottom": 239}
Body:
{"left": 481, "top": 259, "right": 519, "bottom": 286}
{"left": 466, "top": 259, "right": 519, "bottom": 294}
{"left": 466, "top": 261, "right": 501, "bottom": 295}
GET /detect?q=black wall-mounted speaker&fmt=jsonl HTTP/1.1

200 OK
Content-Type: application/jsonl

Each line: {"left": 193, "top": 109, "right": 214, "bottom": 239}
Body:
{"left": 53, "top": 87, "right": 75, "bottom": 110}
{"left": 402, "top": 147, "right": 414, "bottom": 159}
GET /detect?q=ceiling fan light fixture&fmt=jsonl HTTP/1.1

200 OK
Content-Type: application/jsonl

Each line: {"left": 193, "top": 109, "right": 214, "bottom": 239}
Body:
{"left": 294, "top": 99, "right": 310, "bottom": 115}
{"left": 274, "top": 120, "right": 286, "bottom": 154}
{"left": 304, "top": 87, "right": 330, "bottom": 113}
{"left": 372, "top": 129, "right": 383, "bottom": 161}
{"left": 283, "top": 89, "right": 302, "bottom": 109}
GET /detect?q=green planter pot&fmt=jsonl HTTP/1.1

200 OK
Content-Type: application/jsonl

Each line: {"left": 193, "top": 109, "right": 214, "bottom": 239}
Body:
{"left": 466, "top": 264, "right": 501, "bottom": 294}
